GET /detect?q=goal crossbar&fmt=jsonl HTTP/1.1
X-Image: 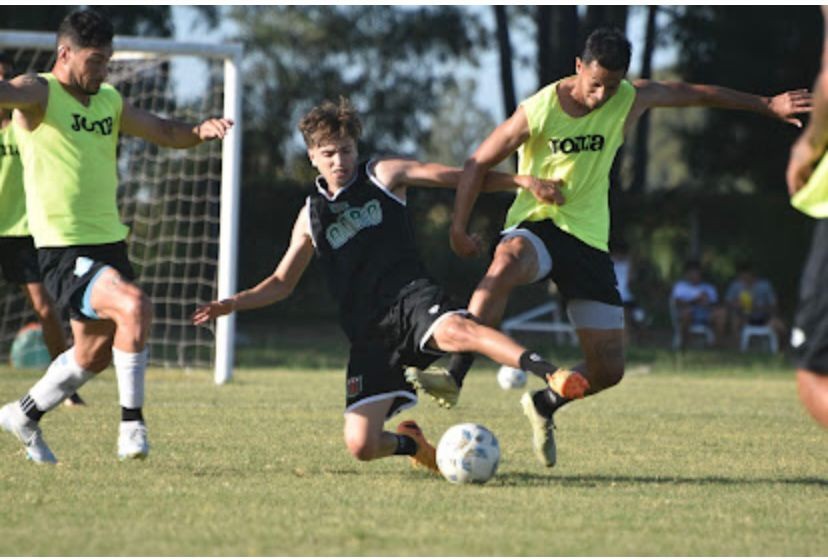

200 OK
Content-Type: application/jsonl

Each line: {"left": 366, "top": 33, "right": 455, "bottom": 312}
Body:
{"left": 0, "top": 30, "right": 243, "bottom": 385}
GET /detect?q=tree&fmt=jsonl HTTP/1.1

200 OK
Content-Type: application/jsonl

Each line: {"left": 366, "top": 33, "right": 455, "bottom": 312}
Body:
{"left": 629, "top": 5, "right": 659, "bottom": 194}
{"left": 0, "top": 6, "right": 177, "bottom": 37}
{"left": 665, "top": 6, "right": 822, "bottom": 193}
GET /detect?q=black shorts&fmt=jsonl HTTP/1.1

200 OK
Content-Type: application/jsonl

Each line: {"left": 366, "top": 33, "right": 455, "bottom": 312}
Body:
{"left": 37, "top": 241, "right": 136, "bottom": 322}
{"left": 0, "top": 236, "right": 41, "bottom": 284}
{"left": 503, "top": 220, "right": 622, "bottom": 306}
{"left": 345, "top": 278, "right": 466, "bottom": 418}
{"left": 792, "top": 219, "right": 828, "bottom": 375}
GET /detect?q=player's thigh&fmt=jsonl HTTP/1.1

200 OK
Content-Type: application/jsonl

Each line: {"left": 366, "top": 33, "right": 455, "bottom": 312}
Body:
{"left": 88, "top": 266, "right": 150, "bottom": 323}
{"left": 70, "top": 318, "right": 116, "bottom": 372}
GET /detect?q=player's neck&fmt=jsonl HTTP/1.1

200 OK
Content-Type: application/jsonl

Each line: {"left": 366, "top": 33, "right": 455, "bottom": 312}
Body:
{"left": 51, "top": 66, "right": 91, "bottom": 106}
{"left": 558, "top": 77, "right": 592, "bottom": 118}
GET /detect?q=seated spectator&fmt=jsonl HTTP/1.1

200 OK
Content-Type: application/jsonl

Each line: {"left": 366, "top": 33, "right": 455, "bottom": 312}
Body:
{"left": 725, "top": 263, "right": 786, "bottom": 348}
{"left": 671, "top": 260, "right": 726, "bottom": 348}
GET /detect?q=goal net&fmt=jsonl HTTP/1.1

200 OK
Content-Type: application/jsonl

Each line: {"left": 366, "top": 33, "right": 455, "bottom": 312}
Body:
{"left": 0, "top": 32, "right": 241, "bottom": 383}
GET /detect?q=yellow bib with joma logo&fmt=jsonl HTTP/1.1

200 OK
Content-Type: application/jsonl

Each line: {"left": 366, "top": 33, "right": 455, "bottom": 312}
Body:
{"left": 0, "top": 124, "right": 27, "bottom": 236}
{"left": 14, "top": 73, "right": 126, "bottom": 247}
{"left": 505, "top": 78, "right": 636, "bottom": 252}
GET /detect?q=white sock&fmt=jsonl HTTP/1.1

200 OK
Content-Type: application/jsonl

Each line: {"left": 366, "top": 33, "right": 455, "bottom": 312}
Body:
{"left": 27, "top": 348, "right": 94, "bottom": 413}
{"left": 113, "top": 347, "right": 148, "bottom": 410}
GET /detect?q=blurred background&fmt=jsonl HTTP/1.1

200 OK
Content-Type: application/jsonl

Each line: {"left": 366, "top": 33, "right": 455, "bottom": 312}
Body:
{"left": 0, "top": 5, "right": 822, "bottom": 352}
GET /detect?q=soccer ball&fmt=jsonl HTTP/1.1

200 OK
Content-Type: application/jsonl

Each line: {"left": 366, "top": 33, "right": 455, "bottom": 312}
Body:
{"left": 436, "top": 423, "right": 500, "bottom": 484}
{"left": 10, "top": 323, "right": 51, "bottom": 369}
{"left": 497, "top": 365, "right": 527, "bottom": 390}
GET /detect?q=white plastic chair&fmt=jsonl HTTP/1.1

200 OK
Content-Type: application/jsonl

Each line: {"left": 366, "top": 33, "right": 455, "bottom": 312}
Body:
{"left": 501, "top": 300, "right": 579, "bottom": 346}
{"left": 670, "top": 297, "right": 715, "bottom": 350}
{"left": 740, "top": 324, "right": 778, "bottom": 353}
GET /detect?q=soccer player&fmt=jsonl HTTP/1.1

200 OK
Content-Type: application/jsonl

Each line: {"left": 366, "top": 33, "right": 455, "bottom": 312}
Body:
{"left": 0, "top": 54, "right": 84, "bottom": 407}
{"left": 786, "top": 6, "right": 828, "bottom": 428}
{"left": 0, "top": 9, "right": 233, "bottom": 464}
{"left": 193, "top": 97, "right": 588, "bottom": 473}
{"left": 449, "top": 27, "right": 813, "bottom": 466}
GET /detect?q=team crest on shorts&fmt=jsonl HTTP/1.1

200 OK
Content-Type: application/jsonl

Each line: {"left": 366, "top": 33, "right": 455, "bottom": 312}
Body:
{"left": 346, "top": 376, "right": 363, "bottom": 398}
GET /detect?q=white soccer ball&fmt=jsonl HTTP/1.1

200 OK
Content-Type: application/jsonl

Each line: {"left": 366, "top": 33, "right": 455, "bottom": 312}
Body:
{"left": 436, "top": 423, "right": 500, "bottom": 484}
{"left": 497, "top": 365, "right": 527, "bottom": 390}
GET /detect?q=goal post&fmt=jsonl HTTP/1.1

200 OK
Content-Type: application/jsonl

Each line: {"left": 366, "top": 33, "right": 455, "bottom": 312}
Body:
{"left": 0, "top": 31, "right": 243, "bottom": 385}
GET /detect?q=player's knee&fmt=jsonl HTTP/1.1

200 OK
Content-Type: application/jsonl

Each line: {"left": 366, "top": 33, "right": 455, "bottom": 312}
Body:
{"left": 118, "top": 290, "right": 153, "bottom": 329}
{"left": 345, "top": 433, "right": 380, "bottom": 462}
{"left": 436, "top": 315, "right": 476, "bottom": 351}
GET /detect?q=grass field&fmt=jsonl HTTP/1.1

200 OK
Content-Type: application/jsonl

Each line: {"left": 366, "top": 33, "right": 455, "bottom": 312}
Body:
{"left": 0, "top": 342, "right": 826, "bottom": 556}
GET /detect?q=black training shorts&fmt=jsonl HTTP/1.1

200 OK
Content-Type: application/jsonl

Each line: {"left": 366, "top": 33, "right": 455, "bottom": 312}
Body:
{"left": 792, "top": 219, "right": 828, "bottom": 375}
{"left": 37, "top": 241, "right": 136, "bottom": 322}
{"left": 506, "top": 219, "right": 622, "bottom": 306}
{"left": 345, "top": 278, "right": 465, "bottom": 418}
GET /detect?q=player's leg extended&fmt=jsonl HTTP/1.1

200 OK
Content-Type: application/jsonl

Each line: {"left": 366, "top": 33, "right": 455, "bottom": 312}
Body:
{"left": 796, "top": 370, "right": 828, "bottom": 428}
{"left": 21, "top": 282, "right": 86, "bottom": 406}
{"left": 88, "top": 267, "right": 153, "bottom": 459}
{"left": 343, "top": 399, "right": 438, "bottom": 472}
{"left": 0, "top": 319, "right": 111, "bottom": 464}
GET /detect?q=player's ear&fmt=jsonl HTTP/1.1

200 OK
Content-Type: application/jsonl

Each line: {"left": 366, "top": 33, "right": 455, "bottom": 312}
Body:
{"left": 307, "top": 149, "right": 317, "bottom": 169}
{"left": 575, "top": 57, "right": 583, "bottom": 75}
{"left": 57, "top": 43, "right": 70, "bottom": 65}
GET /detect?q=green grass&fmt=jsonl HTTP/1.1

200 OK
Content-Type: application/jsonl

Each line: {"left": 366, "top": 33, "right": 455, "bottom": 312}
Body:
{"left": 0, "top": 353, "right": 825, "bottom": 556}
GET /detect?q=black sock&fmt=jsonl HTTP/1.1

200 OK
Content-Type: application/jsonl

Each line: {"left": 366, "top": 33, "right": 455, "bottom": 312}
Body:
{"left": 121, "top": 407, "right": 144, "bottom": 422}
{"left": 519, "top": 350, "right": 557, "bottom": 380}
{"left": 532, "top": 389, "right": 571, "bottom": 418}
{"left": 448, "top": 352, "right": 474, "bottom": 388}
{"left": 393, "top": 434, "right": 418, "bottom": 456}
{"left": 19, "top": 394, "right": 44, "bottom": 422}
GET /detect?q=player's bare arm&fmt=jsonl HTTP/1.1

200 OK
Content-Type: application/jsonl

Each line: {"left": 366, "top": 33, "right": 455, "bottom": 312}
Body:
{"left": 450, "top": 105, "right": 531, "bottom": 258}
{"left": 0, "top": 74, "right": 48, "bottom": 126}
{"left": 192, "top": 207, "right": 313, "bottom": 324}
{"left": 627, "top": 79, "right": 812, "bottom": 133}
{"left": 373, "top": 157, "right": 564, "bottom": 205}
{"left": 121, "top": 102, "right": 234, "bottom": 148}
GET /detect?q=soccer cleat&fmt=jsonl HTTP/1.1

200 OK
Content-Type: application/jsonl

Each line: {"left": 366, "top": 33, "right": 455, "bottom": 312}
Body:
{"left": 546, "top": 368, "right": 590, "bottom": 400}
{"left": 396, "top": 420, "right": 439, "bottom": 473}
{"left": 63, "top": 393, "right": 86, "bottom": 407}
{"left": 520, "top": 391, "right": 556, "bottom": 467}
{"left": 118, "top": 421, "right": 149, "bottom": 460}
{"left": 404, "top": 366, "right": 460, "bottom": 409}
{"left": 0, "top": 402, "right": 58, "bottom": 464}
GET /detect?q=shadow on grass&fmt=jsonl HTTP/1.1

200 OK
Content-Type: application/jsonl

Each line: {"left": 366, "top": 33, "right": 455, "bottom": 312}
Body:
{"left": 496, "top": 472, "right": 827, "bottom": 488}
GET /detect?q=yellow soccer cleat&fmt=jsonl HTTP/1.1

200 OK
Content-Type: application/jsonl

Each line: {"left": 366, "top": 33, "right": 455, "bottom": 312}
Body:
{"left": 396, "top": 420, "right": 439, "bottom": 473}
{"left": 520, "top": 391, "right": 556, "bottom": 467}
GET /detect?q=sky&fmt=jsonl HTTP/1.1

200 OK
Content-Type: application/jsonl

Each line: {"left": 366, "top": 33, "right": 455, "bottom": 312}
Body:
{"left": 171, "top": 5, "right": 678, "bottom": 123}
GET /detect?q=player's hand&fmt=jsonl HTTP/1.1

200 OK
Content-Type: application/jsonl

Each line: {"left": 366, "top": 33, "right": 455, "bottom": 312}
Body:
{"left": 769, "top": 89, "right": 812, "bottom": 128}
{"left": 450, "top": 227, "right": 483, "bottom": 258}
{"left": 195, "top": 118, "right": 234, "bottom": 141}
{"left": 520, "top": 176, "right": 565, "bottom": 205}
{"left": 786, "top": 134, "right": 821, "bottom": 195}
{"left": 192, "top": 299, "right": 235, "bottom": 325}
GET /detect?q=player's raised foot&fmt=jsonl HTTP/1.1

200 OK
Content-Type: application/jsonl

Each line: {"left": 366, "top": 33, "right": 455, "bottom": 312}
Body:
{"left": 118, "top": 421, "right": 149, "bottom": 460}
{"left": 520, "top": 391, "right": 556, "bottom": 467}
{"left": 63, "top": 393, "right": 86, "bottom": 407}
{"left": 546, "top": 368, "right": 590, "bottom": 400}
{"left": 396, "top": 420, "right": 439, "bottom": 473}
{"left": 0, "top": 402, "right": 58, "bottom": 464}
{"left": 404, "top": 366, "right": 459, "bottom": 409}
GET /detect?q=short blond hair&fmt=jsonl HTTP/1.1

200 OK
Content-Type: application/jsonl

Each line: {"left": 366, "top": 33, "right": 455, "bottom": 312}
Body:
{"left": 298, "top": 96, "right": 363, "bottom": 148}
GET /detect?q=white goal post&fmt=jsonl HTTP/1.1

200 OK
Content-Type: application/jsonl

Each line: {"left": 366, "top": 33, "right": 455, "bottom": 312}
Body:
{"left": 0, "top": 31, "right": 243, "bottom": 385}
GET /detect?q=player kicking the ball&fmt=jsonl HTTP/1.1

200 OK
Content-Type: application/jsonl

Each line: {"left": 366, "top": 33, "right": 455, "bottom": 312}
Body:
{"left": 193, "top": 97, "right": 588, "bottom": 473}
{"left": 0, "top": 9, "right": 232, "bottom": 464}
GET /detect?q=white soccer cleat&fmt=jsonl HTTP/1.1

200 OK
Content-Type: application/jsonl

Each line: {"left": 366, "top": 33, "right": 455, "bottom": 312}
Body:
{"left": 118, "top": 421, "right": 149, "bottom": 460}
{"left": 0, "top": 402, "right": 58, "bottom": 464}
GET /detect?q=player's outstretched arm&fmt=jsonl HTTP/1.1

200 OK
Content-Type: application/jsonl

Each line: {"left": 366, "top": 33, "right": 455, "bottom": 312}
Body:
{"left": 0, "top": 74, "right": 47, "bottom": 113}
{"left": 121, "top": 103, "right": 233, "bottom": 148}
{"left": 192, "top": 207, "right": 314, "bottom": 324}
{"left": 373, "top": 158, "right": 564, "bottom": 205}
{"left": 630, "top": 79, "right": 812, "bottom": 129}
{"left": 451, "top": 106, "right": 531, "bottom": 258}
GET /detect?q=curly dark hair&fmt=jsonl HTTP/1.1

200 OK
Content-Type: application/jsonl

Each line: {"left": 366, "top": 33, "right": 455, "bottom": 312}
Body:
{"left": 298, "top": 96, "right": 363, "bottom": 148}
{"left": 581, "top": 27, "right": 632, "bottom": 72}
{"left": 57, "top": 9, "right": 114, "bottom": 49}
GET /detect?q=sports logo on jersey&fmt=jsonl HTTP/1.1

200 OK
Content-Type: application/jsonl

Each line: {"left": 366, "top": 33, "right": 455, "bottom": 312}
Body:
{"left": 346, "top": 376, "right": 363, "bottom": 398}
{"left": 548, "top": 134, "right": 605, "bottom": 155}
{"left": 0, "top": 144, "right": 19, "bottom": 157}
{"left": 70, "top": 114, "right": 114, "bottom": 136}
{"left": 325, "top": 199, "right": 383, "bottom": 249}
